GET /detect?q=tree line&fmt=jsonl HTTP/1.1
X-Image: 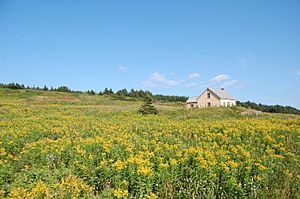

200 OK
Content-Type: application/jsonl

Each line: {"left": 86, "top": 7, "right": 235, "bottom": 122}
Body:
{"left": 236, "top": 101, "right": 300, "bottom": 115}
{"left": 0, "top": 82, "right": 188, "bottom": 102}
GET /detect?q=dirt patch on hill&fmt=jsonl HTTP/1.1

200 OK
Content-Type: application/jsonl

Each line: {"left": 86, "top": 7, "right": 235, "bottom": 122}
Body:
{"left": 35, "top": 96, "right": 80, "bottom": 103}
{"left": 241, "top": 109, "right": 263, "bottom": 115}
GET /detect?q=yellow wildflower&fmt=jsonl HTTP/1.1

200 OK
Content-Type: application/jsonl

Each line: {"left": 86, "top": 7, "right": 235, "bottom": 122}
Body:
{"left": 137, "top": 166, "right": 152, "bottom": 176}
{"left": 113, "top": 160, "right": 127, "bottom": 171}
{"left": 254, "top": 163, "right": 268, "bottom": 171}
{"left": 254, "top": 175, "right": 262, "bottom": 181}
{"left": 30, "top": 180, "right": 49, "bottom": 198}
{"left": 197, "top": 156, "right": 208, "bottom": 169}
{"left": 159, "top": 163, "right": 169, "bottom": 169}
{"left": 227, "top": 160, "right": 239, "bottom": 168}
{"left": 147, "top": 192, "right": 158, "bottom": 199}
{"left": 113, "top": 189, "right": 129, "bottom": 198}
{"left": 121, "top": 180, "right": 129, "bottom": 186}
{"left": 170, "top": 158, "right": 177, "bottom": 166}
{"left": 264, "top": 134, "right": 274, "bottom": 143}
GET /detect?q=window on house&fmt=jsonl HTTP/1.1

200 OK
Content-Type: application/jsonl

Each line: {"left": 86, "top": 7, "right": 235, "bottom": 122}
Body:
{"left": 223, "top": 102, "right": 225, "bottom": 107}
{"left": 207, "top": 102, "right": 211, "bottom": 107}
{"left": 227, "top": 102, "right": 230, "bottom": 107}
{"left": 207, "top": 93, "right": 210, "bottom": 99}
{"left": 191, "top": 104, "right": 194, "bottom": 108}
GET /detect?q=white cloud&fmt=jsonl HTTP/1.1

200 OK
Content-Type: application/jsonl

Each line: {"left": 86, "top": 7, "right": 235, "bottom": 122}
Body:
{"left": 117, "top": 65, "right": 127, "bottom": 72}
{"left": 142, "top": 72, "right": 180, "bottom": 88}
{"left": 188, "top": 73, "right": 200, "bottom": 79}
{"left": 197, "top": 74, "right": 236, "bottom": 89}
{"left": 149, "top": 73, "right": 165, "bottom": 81}
{"left": 209, "top": 74, "right": 230, "bottom": 83}
{"left": 221, "top": 80, "right": 238, "bottom": 88}
{"left": 140, "top": 72, "right": 242, "bottom": 92}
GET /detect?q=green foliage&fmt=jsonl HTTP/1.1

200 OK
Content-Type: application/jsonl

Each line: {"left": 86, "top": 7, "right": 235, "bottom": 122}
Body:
{"left": 103, "top": 88, "right": 114, "bottom": 95}
{"left": 0, "top": 82, "right": 25, "bottom": 90}
{"left": 237, "top": 101, "right": 300, "bottom": 115}
{"left": 138, "top": 96, "right": 158, "bottom": 115}
{"left": 56, "top": 86, "right": 71, "bottom": 93}
{"left": 153, "top": 94, "right": 188, "bottom": 102}
{"left": 116, "top": 88, "right": 129, "bottom": 96}
{"left": 86, "top": 90, "right": 96, "bottom": 95}
{"left": 43, "top": 85, "right": 48, "bottom": 91}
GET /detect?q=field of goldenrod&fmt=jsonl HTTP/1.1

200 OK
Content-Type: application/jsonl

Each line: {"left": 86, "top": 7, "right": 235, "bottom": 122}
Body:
{"left": 0, "top": 89, "right": 299, "bottom": 198}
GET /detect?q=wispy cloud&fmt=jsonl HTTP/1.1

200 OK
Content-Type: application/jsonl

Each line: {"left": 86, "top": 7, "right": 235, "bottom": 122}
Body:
{"left": 209, "top": 74, "right": 230, "bottom": 83}
{"left": 198, "top": 74, "right": 239, "bottom": 89}
{"left": 221, "top": 80, "right": 238, "bottom": 88}
{"left": 188, "top": 72, "right": 200, "bottom": 79}
{"left": 117, "top": 65, "right": 127, "bottom": 72}
{"left": 141, "top": 72, "right": 240, "bottom": 90}
{"left": 142, "top": 72, "right": 181, "bottom": 88}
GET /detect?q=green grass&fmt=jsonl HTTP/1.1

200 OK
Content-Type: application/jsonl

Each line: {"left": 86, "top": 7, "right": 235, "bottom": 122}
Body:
{"left": 1, "top": 88, "right": 297, "bottom": 120}
{"left": 1, "top": 88, "right": 299, "bottom": 120}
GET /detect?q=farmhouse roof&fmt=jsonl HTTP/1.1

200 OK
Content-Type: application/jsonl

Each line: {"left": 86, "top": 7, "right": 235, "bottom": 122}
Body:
{"left": 186, "top": 96, "right": 198, "bottom": 103}
{"left": 208, "top": 88, "right": 235, "bottom": 100}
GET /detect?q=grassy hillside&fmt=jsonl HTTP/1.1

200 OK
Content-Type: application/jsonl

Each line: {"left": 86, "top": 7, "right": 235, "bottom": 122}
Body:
{"left": 0, "top": 88, "right": 299, "bottom": 198}
{"left": 0, "top": 88, "right": 184, "bottom": 109}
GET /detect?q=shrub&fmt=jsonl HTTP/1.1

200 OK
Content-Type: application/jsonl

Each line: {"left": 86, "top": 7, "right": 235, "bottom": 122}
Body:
{"left": 138, "top": 96, "right": 158, "bottom": 115}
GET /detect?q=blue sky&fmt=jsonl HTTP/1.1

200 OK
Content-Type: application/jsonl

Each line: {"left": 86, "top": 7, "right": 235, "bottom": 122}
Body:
{"left": 1, "top": 0, "right": 300, "bottom": 108}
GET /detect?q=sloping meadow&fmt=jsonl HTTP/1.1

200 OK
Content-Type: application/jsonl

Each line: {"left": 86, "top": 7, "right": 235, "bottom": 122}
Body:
{"left": 0, "top": 99, "right": 299, "bottom": 198}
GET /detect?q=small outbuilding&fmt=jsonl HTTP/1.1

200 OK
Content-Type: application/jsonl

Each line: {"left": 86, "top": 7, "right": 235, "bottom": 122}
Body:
{"left": 186, "top": 88, "right": 236, "bottom": 108}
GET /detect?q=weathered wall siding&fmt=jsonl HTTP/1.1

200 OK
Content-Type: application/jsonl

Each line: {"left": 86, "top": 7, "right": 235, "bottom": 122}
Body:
{"left": 197, "top": 90, "right": 221, "bottom": 108}
{"left": 187, "top": 103, "right": 198, "bottom": 108}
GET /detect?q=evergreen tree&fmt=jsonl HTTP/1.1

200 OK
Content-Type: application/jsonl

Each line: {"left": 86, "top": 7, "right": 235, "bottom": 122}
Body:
{"left": 138, "top": 96, "right": 158, "bottom": 115}
{"left": 108, "top": 88, "right": 114, "bottom": 94}
{"left": 89, "top": 90, "right": 96, "bottom": 95}
{"left": 103, "top": 88, "right": 113, "bottom": 95}
{"left": 103, "top": 88, "right": 109, "bottom": 94}
{"left": 116, "top": 88, "right": 129, "bottom": 96}
{"left": 43, "top": 85, "right": 49, "bottom": 91}
{"left": 56, "top": 86, "right": 71, "bottom": 92}
{"left": 130, "top": 89, "right": 137, "bottom": 97}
